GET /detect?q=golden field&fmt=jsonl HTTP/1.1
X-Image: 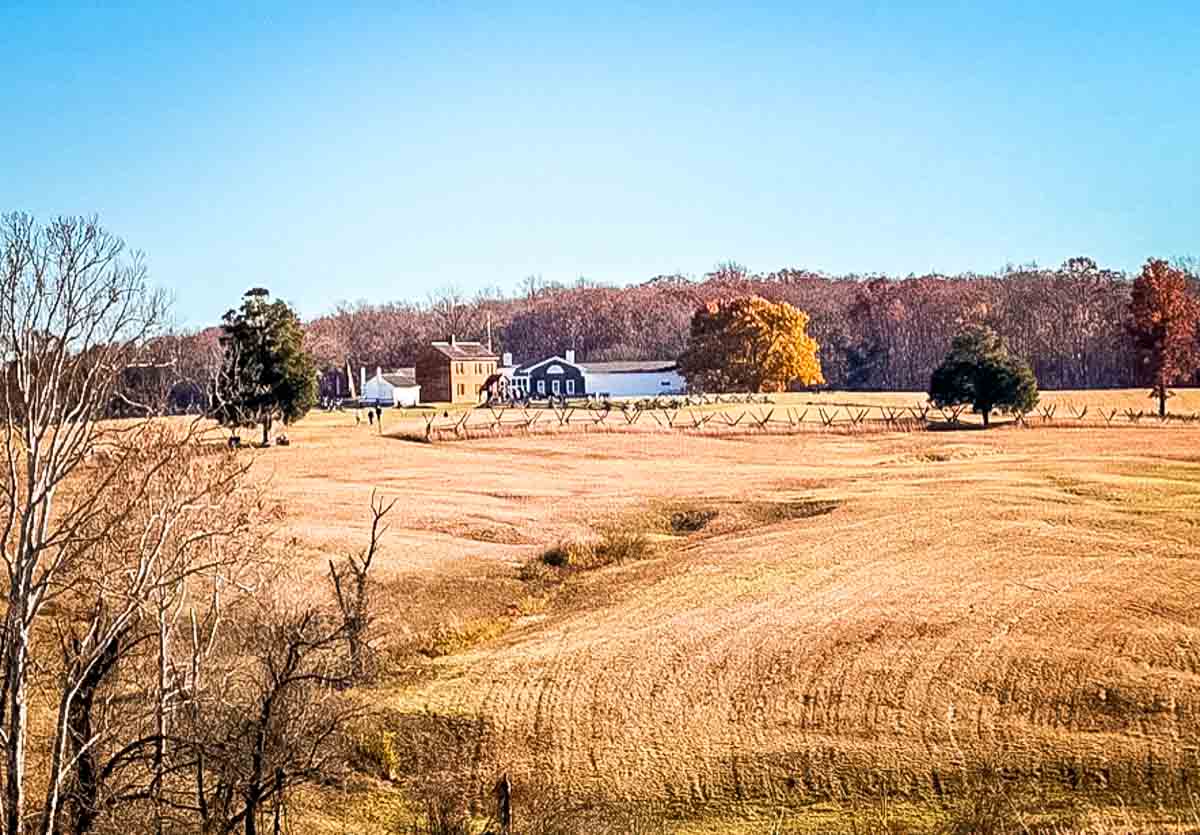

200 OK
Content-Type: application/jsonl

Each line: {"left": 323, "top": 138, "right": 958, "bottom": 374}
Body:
{"left": 256, "top": 390, "right": 1200, "bottom": 832}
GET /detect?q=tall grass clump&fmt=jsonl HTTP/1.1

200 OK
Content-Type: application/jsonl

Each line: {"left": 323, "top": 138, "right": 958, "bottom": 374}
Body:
{"left": 592, "top": 521, "right": 653, "bottom": 565}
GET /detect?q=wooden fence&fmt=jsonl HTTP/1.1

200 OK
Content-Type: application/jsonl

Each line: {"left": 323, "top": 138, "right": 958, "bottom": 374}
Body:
{"left": 413, "top": 396, "right": 1200, "bottom": 443}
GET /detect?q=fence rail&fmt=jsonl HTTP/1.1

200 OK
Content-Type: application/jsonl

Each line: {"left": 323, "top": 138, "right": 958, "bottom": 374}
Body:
{"left": 411, "top": 398, "right": 1200, "bottom": 443}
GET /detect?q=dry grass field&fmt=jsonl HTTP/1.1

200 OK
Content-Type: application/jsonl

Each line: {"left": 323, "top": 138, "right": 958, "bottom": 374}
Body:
{"left": 257, "top": 390, "right": 1200, "bottom": 833}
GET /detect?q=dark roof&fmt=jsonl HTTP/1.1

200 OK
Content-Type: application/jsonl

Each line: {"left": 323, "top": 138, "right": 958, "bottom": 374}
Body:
{"left": 429, "top": 341, "right": 498, "bottom": 360}
{"left": 580, "top": 360, "right": 678, "bottom": 374}
{"left": 513, "top": 355, "right": 582, "bottom": 374}
{"left": 381, "top": 368, "right": 418, "bottom": 388}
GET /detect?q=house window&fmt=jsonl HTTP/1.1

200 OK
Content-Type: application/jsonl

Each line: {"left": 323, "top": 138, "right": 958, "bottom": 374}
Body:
{"left": 566, "top": 379, "right": 575, "bottom": 395}
{"left": 552, "top": 380, "right": 561, "bottom": 396}
{"left": 457, "top": 383, "right": 465, "bottom": 396}
{"left": 537, "top": 380, "right": 545, "bottom": 396}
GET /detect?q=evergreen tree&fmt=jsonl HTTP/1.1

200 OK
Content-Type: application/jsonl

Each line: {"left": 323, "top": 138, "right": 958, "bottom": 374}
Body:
{"left": 215, "top": 288, "right": 317, "bottom": 445}
{"left": 929, "top": 325, "right": 1038, "bottom": 427}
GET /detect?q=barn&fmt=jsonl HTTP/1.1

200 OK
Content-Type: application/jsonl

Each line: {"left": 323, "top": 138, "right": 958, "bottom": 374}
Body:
{"left": 580, "top": 360, "right": 686, "bottom": 397}
{"left": 360, "top": 367, "right": 421, "bottom": 407}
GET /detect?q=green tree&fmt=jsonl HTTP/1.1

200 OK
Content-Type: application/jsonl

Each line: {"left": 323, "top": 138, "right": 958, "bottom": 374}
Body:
{"left": 929, "top": 325, "right": 1038, "bottom": 428}
{"left": 215, "top": 288, "right": 317, "bottom": 445}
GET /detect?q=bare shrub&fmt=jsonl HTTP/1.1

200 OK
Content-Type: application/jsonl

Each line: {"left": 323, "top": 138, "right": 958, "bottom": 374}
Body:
{"left": 518, "top": 557, "right": 559, "bottom": 584}
{"left": 349, "top": 726, "right": 401, "bottom": 781}
{"left": 532, "top": 525, "right": 652, "bottom": 574}
{"left": 329, "top": 489, "right": 397, "bottom": 682}
{"left": 667, "top": 507, "right": 719, "bottom": 533}
{"left": 538, "top": 541, "right": 591, "bottom": 569}
{"left": 592, "top": 522, "right": 653, "bottom": 566}
{"left": 406, "top": 784, "right": 476, "bottom": 835}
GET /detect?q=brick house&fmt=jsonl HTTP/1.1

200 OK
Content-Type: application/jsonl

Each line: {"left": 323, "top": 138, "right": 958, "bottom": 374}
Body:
{"left": 414, "top": 338, "right": 499, "bottom": 404}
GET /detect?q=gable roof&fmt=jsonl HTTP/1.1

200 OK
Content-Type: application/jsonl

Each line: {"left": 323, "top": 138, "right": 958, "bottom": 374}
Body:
{"left": 580, "top": 360, "right": 679, "bottom": 374}
{"left": 429, "top": 341, "right": 498, "bottom": 360}
{"left": 513, "top": 355, "right": 583, "bottom": 375}
{"left": 381, "top": 371, "right": 418, "bottom": 388}
{"left": 369, "top": 368, "right": 419, "bottom": 388}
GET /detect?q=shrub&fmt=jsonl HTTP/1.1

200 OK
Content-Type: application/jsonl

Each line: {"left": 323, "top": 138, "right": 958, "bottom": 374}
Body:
{"left": 350, "top": 727, "right": 400, "bottom": 781}
{"left": 404, "top": 781, "right": 475, "bottom": 835}
{"left": 518, "top": 557, "right": 557, "bottom": 584}
{"left": 538, "top": 540, "right": 593, "bottom": 569}
{"left": 592, "top": 523, "right": 653, "bottom": 565}
{"left": 668, "top": 507, "right": 718, "bottom": 533}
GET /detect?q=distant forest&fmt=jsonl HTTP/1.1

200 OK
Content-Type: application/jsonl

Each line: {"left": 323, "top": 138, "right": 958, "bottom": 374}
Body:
{"left": 165, "top": 258, "right": 1200, "bottom": 397}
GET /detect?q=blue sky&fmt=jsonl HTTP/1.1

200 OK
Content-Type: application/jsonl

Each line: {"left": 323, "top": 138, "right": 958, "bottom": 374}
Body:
{"left": 3, "top": 1, "right": 1197, "bottom": 327}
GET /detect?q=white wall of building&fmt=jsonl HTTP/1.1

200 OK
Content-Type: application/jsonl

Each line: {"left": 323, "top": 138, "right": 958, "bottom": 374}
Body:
{"left": 584, "top": 370, "right": 686, "bottom": 397}
{"left": 391, "top": 385, "right": 421, "bottom": 407}
{"left": 361, "top": 375, "right": 421, "bottom": 406}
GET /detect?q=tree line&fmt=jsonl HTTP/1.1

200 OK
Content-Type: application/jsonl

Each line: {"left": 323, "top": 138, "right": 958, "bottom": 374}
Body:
{"left": 298, "top": 258, "right": 1199, "bottom": 395}
{"left": 130, "top": 257, "right": 1199, "bottom": 409}
{"left": 675, "top": 257, "right": 1198, "bottom": 422}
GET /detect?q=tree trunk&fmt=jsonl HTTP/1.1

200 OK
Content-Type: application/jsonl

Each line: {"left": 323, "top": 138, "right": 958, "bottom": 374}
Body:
{"left": 154, "top": 609, "right": 169, "bottom": 835}
{"left": 1159, "top": 387, "right": 1167, "bottom": 418}
{"left": 65, "top": 635, "right": 122, "bottom": 835}
{"left": 5, "top": 622, "right": 29, "bottom": 835}
{"left": 271, "top": 770, "right": 283, "bottom": 835}
{"left": 260, "top": 415, "right": 271, "bottom": 447}
{"left": 245, "top": 700, "right": 271, "bottom": 835}
{"left": 347, "top": 628, "right": 362, "bottom": 683}
{"left": 982, "top": 409, "right": 990, "bottom": 428}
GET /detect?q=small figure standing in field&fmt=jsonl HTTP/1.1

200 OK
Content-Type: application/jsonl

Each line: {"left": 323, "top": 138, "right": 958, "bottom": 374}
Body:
{"left": 367, "top": 409, "right": 374, "bottom": 426}
{"left": 374, "top": 404, "right": 382, "bottom": 427}
{"left": 355, "top": 410, "right": 361, "bottom": 425}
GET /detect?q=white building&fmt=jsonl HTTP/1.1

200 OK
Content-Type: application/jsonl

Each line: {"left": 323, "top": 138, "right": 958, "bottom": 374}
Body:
{"left": 580, "top": 360, "right": 686, "bottom": 398}
{"left": 483, "top": 352, "right": 688, "bottom": 400}
{"left": 360, "top": 367, "right": 421, "bottom": 407}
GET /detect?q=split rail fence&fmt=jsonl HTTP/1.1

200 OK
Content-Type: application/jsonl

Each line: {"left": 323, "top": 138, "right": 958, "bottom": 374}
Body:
{"left": 414, "top": 395, "right": 1200, "bottom": 443}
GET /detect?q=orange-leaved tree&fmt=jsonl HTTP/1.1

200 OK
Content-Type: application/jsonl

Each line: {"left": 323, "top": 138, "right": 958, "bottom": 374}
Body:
{"left": 1128, "top": 258, "right": 1198, "bottom": 417}
{"left": 678, "top": 295, "right": 825, "bottom": 392}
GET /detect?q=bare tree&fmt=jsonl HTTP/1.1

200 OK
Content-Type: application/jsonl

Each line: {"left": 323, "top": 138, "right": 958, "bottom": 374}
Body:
{"left": 0, "top": 214, "right": 168, "bottom": 834}
{"left": 426, "top": 286, "right": 481, "bottom": 342}
{"left": 187, "top": 604, "right": 357, "bottom": 835}
{"left": 328, "top": 491, "right": 396, "bottom": 682}
{"left": 46, "top": 430, "right": 264, "bottom": 835}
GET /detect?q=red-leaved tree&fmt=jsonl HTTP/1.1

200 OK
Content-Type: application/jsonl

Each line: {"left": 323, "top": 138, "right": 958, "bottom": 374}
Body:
{"left": 1128, "top": 258, "right": 1199, "bottom": 416}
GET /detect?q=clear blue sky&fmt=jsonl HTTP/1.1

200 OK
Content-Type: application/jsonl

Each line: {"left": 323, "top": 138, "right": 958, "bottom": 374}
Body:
{"left": 3, "top": 1, "right": 1197, "bottom": 327}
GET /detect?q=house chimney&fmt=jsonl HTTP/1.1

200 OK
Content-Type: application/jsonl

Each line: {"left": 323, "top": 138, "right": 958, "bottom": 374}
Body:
{"left": 450, "top": 334, "right": 457, "bottom": 346}
{"left": 502, "top": 352, "right": 513, "bottom": 367}
{"left": 565, "top": 349, "right": 576, "bottom": 364}
{"left": 360, "top": 366, "right": 367, "bottom": 394}
{"left": 376, "top": 366, "right": 382, "bottom": 380}
{"left": 487, "top": 312, "right": 493, "bottom": 353}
